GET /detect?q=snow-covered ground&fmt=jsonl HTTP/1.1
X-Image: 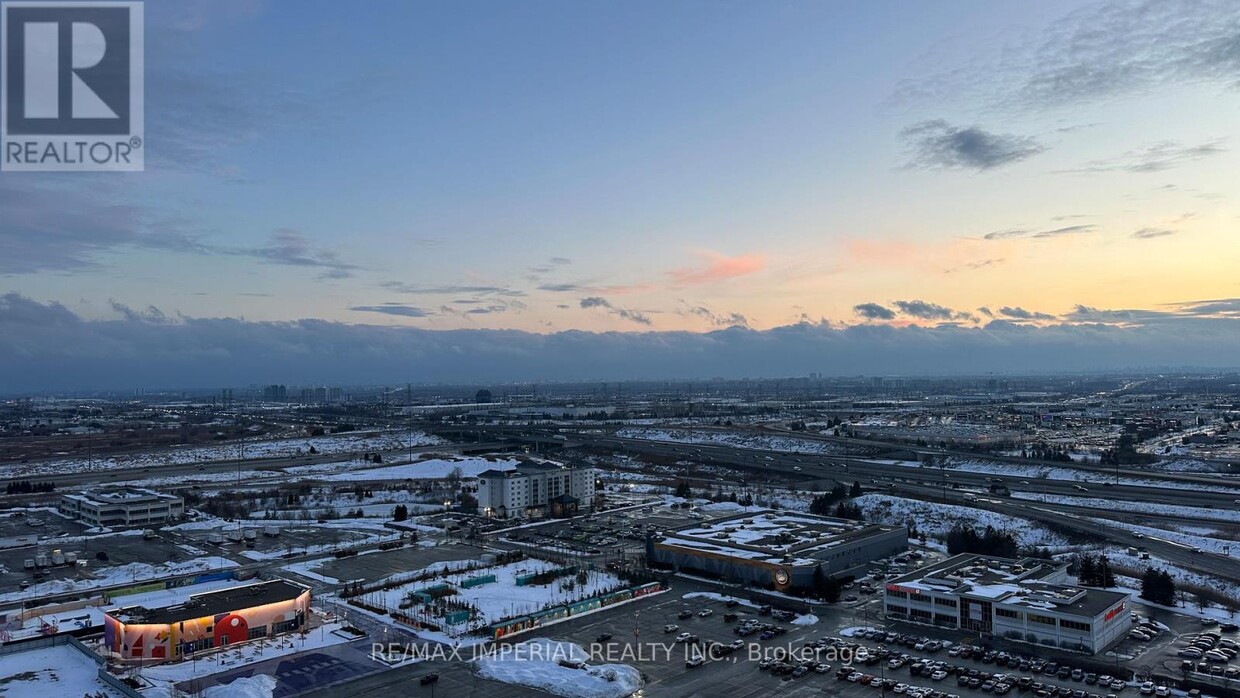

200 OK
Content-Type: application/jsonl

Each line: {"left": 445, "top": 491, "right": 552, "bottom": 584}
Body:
{"left": 474, "top": 638, "right": 642, "bottom": 698}
{"left": 1092, "top": 518, "right": 1237, "bottom": 557}
{"left": 853, "top": 494, "right": 1070, "bottom": 549}
{"left": 138, "top": 623, "right": 351, "bottom": 691}
{"left": 1098, "top": 548, "right": 1240, "bottom": 604}
{"left": 0, "top": 430, "right": 445, "bottom": 479}
{"left": 0, "top": 557, "right": 238, "bottom": 605}
{"left": 0, "top": 643, "right": 122, "bottom": 698}
{"left": 347, "top": 559, "right": 626, "bottom": 636}
{"left": 616, "top": 428, "right": 844, "bottom": 455}
{"left": 1153, "top": 459, "right": 1219, "bottom": 473}
{"left": 315, "top": 455, "right": 526, "bottom": 482}
{"left": 202, "top": 674, "right": 278, "bottom": 698}
{"left": 1014, "top": 492, "right": 1240, "bottom": 523}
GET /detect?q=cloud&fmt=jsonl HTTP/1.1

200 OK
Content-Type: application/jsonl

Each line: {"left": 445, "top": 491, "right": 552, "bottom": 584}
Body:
{"left": 892, "top": 300, "right": 977, "bottom": 323}
{"left": 6, "top": 292, "right": 1240, "bottom": 391}
{"left": 349, "top": 304, "right": 433, "bottom": 318}
{"left": 241, "top": 229, "right": 359, "bottom": 279}
{"left": 0, "top": 181, "right": 211, "bottom": 274}
{"left": 667, "top": 252, "right": 765, "bottom": 286}
{"left": 854, "top": 303, "right": 896, "bottom": 321}
{"left": 984, "top": 224, "right": 1097, "bottom": 241}
{"left": 892, "top": 1, "right": 1240, "bottom": 110}
{"left": 380, "top": 282, "right": 526, "bottom": 297}
{"left": 537, "top": 283, "right": 584, "bottom": 292}
{"left": 1065, "top": 140, "right": 1226, "bottom": 174}
{"left": 0, "top": 180, "right": 366, "bottom": 281}
{"left": 901, "top": 120, "right": 1044, "bottom": 170}
{"left": 579, "top": 297, "right": 652, "bottom": 326}
{"left": 109, "top": 301, "right": 173, "bottom": 324}
{"left": 945, "top": 258, "right": 1004, "bottom": 273}
{"left": 998, "top": 306, "right": 1058, "bottom": 321}
{"left": 684, "top": 305, "right": 750, "bottom": 328}
{"left": 977, "top": 306, "right": 994, "bottom": 318}
{"left": 1131, "top": 227, "right": 1176, "bottom": 239}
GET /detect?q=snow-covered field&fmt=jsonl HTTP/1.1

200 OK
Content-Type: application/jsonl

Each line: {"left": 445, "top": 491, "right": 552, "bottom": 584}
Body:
{"left": 0, "top": 430, "right": 445, "bottom": 479}
{"left": 616, "top": 428, "right": 844, "bottom": 455}
{"left": 0, "top": 557, "right": 238, "bottom": 604}
{"left": 0, "top": 643, "right": 122, "bottom": 698}
{"left": 1099, "top": 548, "right": 1240, "bottom": 604}
{"left": 1092, "top": 518, "right": 1237, "bottom": 557}
{"left": 349, "top": 559, "right": 626, "bottom": 635}
{"left": 474, "top": 638, "right": 642, "bottom": 698}
{"left": 853, "top": 494, "right": 1069, "bottom": 549}
{"left": 316, "top": 455, "right": 525, "bottom": 481}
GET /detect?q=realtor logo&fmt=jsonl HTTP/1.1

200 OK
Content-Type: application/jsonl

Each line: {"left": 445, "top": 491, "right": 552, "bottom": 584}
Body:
{"left": 2, "top": 1, "right": 143, "bottom": 171}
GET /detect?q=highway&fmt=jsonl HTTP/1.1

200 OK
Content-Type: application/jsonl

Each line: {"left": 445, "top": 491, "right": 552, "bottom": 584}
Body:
{"left": 445, "top": 425, "right": 1240, "bottom": 582}
{"left": 0, "top": 440, "right": 511, "bottom": 491}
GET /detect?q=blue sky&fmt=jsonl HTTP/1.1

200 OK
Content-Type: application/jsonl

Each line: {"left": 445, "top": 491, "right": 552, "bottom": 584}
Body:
{"left": 2, "top": 0, "right": 1239, "bottom": 388}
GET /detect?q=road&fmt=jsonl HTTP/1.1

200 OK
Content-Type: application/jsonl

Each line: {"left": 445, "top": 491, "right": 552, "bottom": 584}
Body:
{"left": 445, "top": 425, "right": 1240, "bottom": 582}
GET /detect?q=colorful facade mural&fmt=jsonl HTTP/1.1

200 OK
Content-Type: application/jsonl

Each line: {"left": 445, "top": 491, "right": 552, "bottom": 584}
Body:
{"left": 104, "top": 586, "right": 310, "bottom": 661}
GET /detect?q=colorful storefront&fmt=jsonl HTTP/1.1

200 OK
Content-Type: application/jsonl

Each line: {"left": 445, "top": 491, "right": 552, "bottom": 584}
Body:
{"left": 103, "top": 580, "right": 310, "bottom": 661}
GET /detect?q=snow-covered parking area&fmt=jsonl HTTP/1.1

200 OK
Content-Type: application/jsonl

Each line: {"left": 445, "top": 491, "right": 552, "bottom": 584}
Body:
{"left": 0, "top": 644, "right": 122, "bottom": 698}
{"left": 475, "top": 638, "right": 642, "bottom": 698}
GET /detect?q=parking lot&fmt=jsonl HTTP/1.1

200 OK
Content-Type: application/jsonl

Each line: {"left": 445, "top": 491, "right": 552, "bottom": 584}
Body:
{"left": 1, "top": 509, "right": 198, "bottom": 593}
{"left": 309, "top": 543, "right": 484, "bottom": 584}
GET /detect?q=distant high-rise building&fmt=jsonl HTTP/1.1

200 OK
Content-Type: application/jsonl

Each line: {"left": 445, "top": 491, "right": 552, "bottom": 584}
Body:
{"left": 263, "top": 384, "right": 287, "bottom": 401}
{"left": 476, "top": 389, "right": 493, "bottom": 403}
{"left": 327, "top": 387, "right": 344, "bottom": 402}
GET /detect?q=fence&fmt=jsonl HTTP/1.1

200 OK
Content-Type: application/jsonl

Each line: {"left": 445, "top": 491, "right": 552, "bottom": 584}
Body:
{"left": 0, "top": 634, "right": 142, "bottom": 698}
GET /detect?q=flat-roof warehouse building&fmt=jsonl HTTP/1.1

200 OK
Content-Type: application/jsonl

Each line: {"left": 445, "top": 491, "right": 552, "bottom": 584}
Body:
{"left": 647, "top": 509, "right": 907, "bottom": 591}
{"left": 883, "top": 553, "right": 1130, "bottom": 655}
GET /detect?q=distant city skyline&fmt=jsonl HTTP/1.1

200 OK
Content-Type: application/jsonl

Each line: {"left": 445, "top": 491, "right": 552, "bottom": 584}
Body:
{"left": 2, "top": 0, "right": 1239, "bottom": 389}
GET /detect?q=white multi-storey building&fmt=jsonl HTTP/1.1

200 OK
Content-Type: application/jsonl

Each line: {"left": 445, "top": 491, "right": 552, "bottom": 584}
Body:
{"left": 883, "top": 553, "right": 1131, "bottom": 655}
{"left": 476, "top": 461, "right": 596, "bottom": 519}
{"left": 58, "top": 488, "right": 185, "bottom": 527}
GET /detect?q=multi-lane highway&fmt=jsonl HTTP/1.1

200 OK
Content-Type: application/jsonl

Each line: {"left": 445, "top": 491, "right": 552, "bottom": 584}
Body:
{"left": 445, "top": 424, "right": 1240, "bottom": 582}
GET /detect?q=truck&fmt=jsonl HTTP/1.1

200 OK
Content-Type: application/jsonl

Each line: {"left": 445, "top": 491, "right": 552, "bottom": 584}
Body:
{"left": 51, "top": 549, "right": 65, "bottom": 566}
{"left": 206, "top": 533, "right": 225, "bottom": 545}
{"left": 263, "top": 526, "right": 280, "bottom": 537}
{"left": 243, "top": 529, "right": 258, "bottom": 541}
{"left": 987, "top": 483, "right": 1011, "bottom": 496}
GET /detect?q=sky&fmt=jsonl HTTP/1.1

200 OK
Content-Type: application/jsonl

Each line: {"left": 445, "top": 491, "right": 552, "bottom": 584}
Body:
{"left": 2, "top": 0, "right": 1240, "bottom": 389}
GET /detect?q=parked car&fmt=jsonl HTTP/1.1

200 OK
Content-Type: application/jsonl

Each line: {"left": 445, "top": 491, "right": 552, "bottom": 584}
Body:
{"left": 419, "top": 674, "right": 439, "bottom": 686}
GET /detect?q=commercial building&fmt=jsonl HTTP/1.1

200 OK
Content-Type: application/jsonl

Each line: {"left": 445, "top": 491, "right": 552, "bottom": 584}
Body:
{"left": 883, "top": 553, "right": 1131, "bottom": 655}
{"left": 103, "top": 580, "right": 310, "bottom": 661}
{"left": 58, "top": 488, "right": 184, "bottom": 527}
{"left": 477, "top": 461, "right": 597, "bottom": 519}
{"left": 647, "top": 509, "right": 907, "bottom": 591}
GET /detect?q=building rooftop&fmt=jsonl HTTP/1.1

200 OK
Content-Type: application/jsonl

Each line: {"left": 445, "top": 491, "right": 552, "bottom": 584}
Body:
{"left": 62, "top": 487, "right": 181, "bottom": 505}
{"left": 887, "top": 553, "right": 1127, "bottom": 617}
{"left": 655, "top": 509, "right": 902, "bottom": 567}
{"left": 107, "top": 580, "right": 307, "bottom": 625}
